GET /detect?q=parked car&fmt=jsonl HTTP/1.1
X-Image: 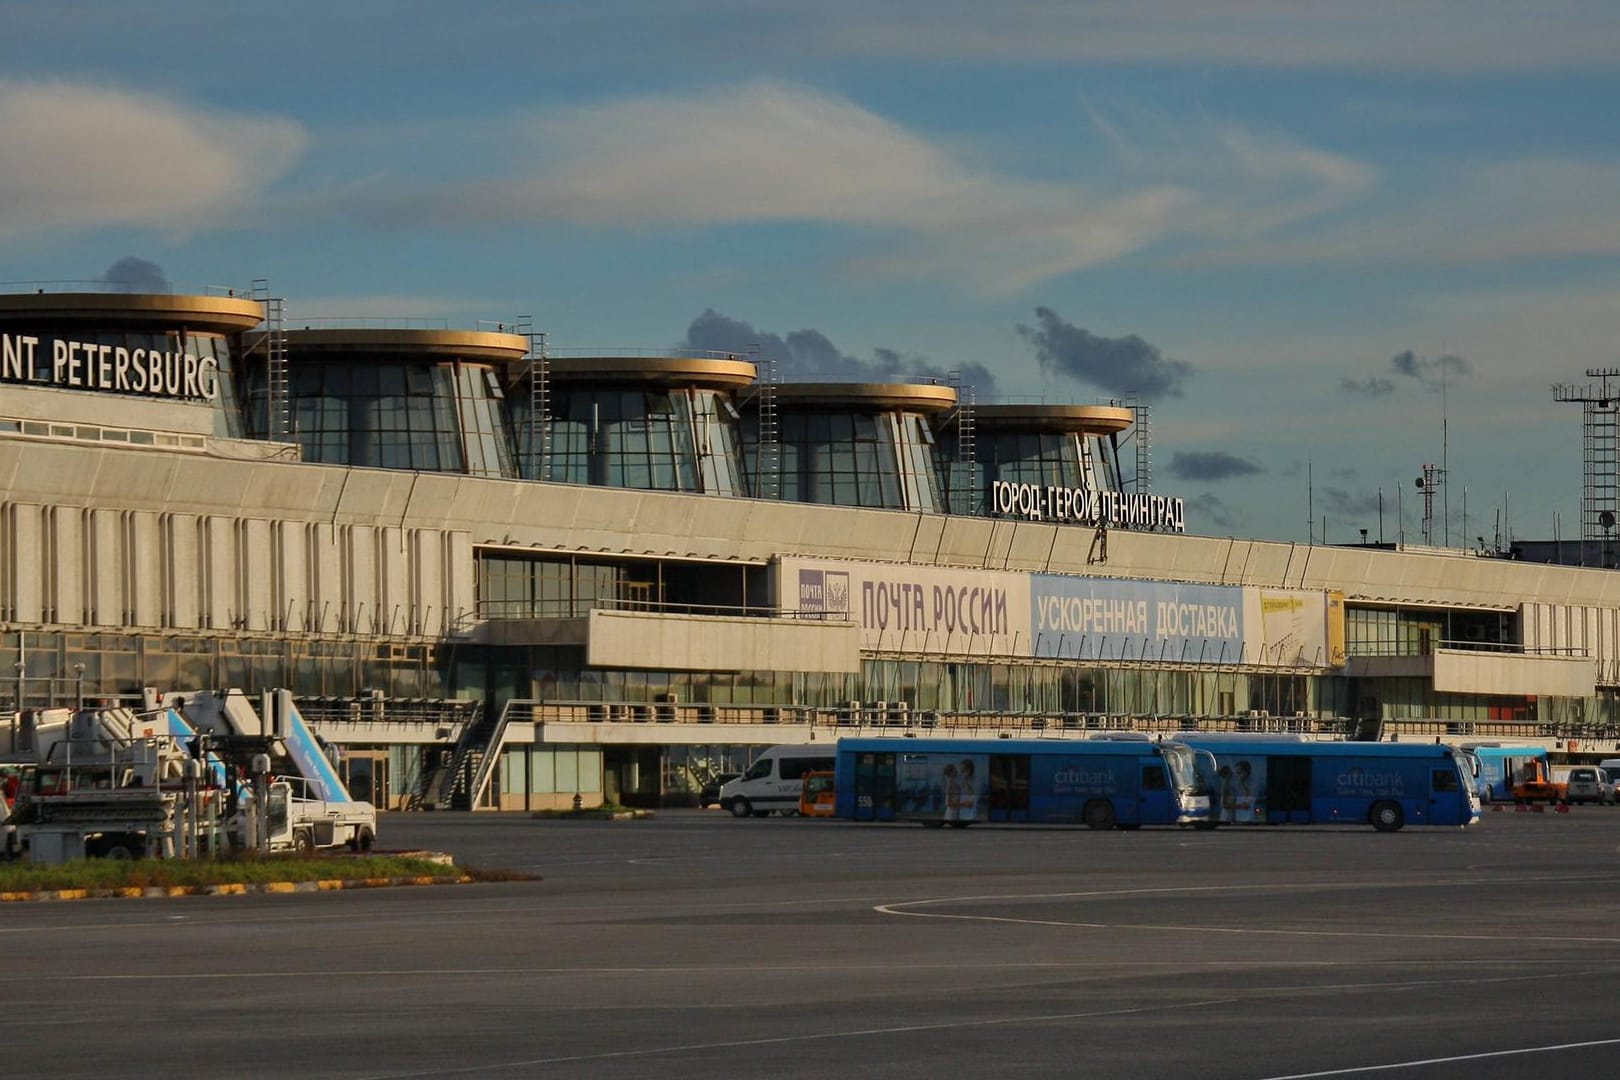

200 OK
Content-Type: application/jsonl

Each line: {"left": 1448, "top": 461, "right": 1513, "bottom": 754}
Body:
{"left": 1565, "top": 766, "right": 1614, "bottom": 805}
{"left": 698, "top": 773, "right": 741, "bottom": 809}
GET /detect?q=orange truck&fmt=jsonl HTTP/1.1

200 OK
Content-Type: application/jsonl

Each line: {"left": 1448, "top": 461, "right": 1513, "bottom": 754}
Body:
{"left": 1512, "top": 759, "right": 1567, "bottom": 805}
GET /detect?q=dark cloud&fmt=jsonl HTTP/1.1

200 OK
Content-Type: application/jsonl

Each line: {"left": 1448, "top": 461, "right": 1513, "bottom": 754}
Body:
{"left": 1320, "top": 487, "right": 1383, "bottom": 518}
{"left": 682, "top": 309, "right": 999, "bottom": 397}
{"left": 1168, "top": 451, "right": 1262, "bottom": 482}
{"left": 1343, "top": 349, "right": 1470, "bottom": 396}
{"left": 1015, "top": 306, "right": 1192, "bottom": 401}
{"left": 98, "top": 257, "right": 169, "bottom": 293}
{"left": 1185, "top": 493, "right": 1237, "bottom": 532}
{"left": 1340, "top": 376, "right": 1395, "bottom": 396}
{"left": 1390, "top": 349, "right": 1471, "bottom": 389}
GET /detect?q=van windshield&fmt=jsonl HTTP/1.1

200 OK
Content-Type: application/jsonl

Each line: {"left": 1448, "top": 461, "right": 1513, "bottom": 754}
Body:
{"left": 742, "top": 758, "right": 772, "bottom": 781}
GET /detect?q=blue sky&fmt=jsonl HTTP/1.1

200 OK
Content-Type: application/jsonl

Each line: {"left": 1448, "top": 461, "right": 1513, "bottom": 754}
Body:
{"left": 6, "top": 1, "right": 1620, "bottom": 546}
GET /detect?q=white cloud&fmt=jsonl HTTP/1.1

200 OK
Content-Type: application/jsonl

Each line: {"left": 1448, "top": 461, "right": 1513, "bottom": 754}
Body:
{"left": 346, "top": 82, "right": 1370, "bottom": 294}
{"left": 0, "top": 79, "right": 305, "bottom": 240}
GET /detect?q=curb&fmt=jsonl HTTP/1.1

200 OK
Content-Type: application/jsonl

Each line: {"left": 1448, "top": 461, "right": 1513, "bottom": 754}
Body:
{"left": 0, "top": 874, "right": 474, "bottom": 903}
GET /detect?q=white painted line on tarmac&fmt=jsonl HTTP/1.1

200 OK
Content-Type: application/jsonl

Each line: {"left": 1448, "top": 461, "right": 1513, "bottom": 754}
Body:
{"left": 352, "top": 997, "right": 1239, "bottom": 1078}
{"left": 876, "top": 883, "right": 1620, "bottom": 944}
{"left": 1251, "top": 1036, "right": 1620, "bottom": 1078}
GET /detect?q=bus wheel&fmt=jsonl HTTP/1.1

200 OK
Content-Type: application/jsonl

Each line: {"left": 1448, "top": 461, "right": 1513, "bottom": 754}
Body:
{"left": 1083, "top": 800, "right": 1116, "bottom": 831}
{"left": 948, "top": 821, "right": 971, "bottom": 829}
{"left": 922, "top": 821, "right": 946, "bottom": 829}
{"left": 1370, "top": 802, "right": 1405, "bottom": 833}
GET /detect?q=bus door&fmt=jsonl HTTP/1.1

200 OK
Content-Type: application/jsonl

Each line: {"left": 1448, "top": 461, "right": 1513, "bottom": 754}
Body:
{"left": 852, "top": 752, "right": 896, "bottom": 822}
{"left": 988, "top": 754, "right": 1031, "bottom": 823}
{"left": 1137, "top": 759, "right": 1173, "bottom": 825}
{"left": 1267, "top": 756, "right": 1313, "bottom": 824}
{"left": 1427, "top": 761, "right": 1466, "bottom": 825}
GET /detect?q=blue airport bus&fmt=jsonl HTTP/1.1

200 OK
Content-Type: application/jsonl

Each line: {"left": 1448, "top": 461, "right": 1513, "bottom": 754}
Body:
{"left": 832, "top": 737, "right": 1212, "bottom": 830}
{"left": 1177, "top": 737, "right": 1480, "bottom": 831}
{"left": 1460, "top": 743, "right": 1551, "bottom": 803}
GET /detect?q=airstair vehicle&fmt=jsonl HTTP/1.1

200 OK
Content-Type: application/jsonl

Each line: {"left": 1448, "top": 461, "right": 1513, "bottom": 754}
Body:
{"left": 3, "top": 689, "right": 376, "bottom": 864}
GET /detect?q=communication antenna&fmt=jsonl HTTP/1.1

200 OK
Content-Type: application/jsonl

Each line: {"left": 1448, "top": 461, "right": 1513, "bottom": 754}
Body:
{"left": 1415, "top": 463, "right": 1443, "bottom": 546}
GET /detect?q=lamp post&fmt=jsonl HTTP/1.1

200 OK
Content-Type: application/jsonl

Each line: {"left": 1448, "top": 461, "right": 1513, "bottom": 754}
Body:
{"left": 73, "top": 663, "right": 85, "bottom": 708}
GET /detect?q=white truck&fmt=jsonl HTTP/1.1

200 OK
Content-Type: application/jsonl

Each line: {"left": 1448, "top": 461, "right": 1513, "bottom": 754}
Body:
{"left": 252, "top": 774, "right": 377, "bottom": 854}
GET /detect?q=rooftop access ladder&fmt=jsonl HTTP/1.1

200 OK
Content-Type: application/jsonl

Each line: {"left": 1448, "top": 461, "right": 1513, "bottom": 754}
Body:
{"left": 746, "top": 345, "right": 781, "bottom": 499}
{"left": 1124, "top": 392, "right": 1150, "bottom": 498}
{"left": 946, "top": 371, "right": 976, "bottom": 515}
{"left": 519, "top": 319, "right": 550, "bottom": 481}
{"left": 250, "top": 280, "right": 290, "bottom": 441}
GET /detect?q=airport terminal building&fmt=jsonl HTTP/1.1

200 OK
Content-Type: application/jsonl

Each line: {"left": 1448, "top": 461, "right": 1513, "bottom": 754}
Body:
{"left": 4, "top": 286, "right": 1619, "bottom": 809}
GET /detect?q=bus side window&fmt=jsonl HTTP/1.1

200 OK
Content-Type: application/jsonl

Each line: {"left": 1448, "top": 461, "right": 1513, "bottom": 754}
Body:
{"left": 1432, "top": 769, "right": 1458, "bottom": 792}
{"left": 1142, "top": 765, "right": 1167, "bottom": 791}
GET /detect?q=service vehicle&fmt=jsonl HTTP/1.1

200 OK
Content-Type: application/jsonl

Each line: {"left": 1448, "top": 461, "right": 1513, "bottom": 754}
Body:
{"left": 1510, "top": 757, "right": 1567, "bottom": 805}
{"left": 8, "top": 688, "right": 377, "bottom": 863}
{"left": 1564, "top": 766, "right": 1613, "bottom": 805}
{"left": 799, "top": 770, "right": 836, "bottom": 817}
{"left": 698, "top": 772, "right": 741, "bottom": 809}
{"left": 720, "top": 745, "right": 835, "bottom": 817}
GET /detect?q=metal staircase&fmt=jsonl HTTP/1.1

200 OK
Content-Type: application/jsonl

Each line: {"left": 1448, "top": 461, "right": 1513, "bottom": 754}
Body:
{"left": 426, "top": 700, "right": 515, "bottom": 810}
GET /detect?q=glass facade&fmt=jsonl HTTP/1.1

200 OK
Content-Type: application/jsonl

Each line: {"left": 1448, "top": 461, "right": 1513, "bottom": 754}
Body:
{"left": 937, "top": 429, "right": 1126, "bottom": 515}
{"left": 511, "top": 386, "right": 746, "bottom": 495}
{"left": 244, "top": 358, "right": 514, "bottom": 475}
{"left": 745, "top": 409, "right": 944, "bottom": 510}
{"left": 479, "top": 556, "right": 626, "bottom": 620}
{"left": 1345, "top": 606, "right": 1511, "bottom": 656}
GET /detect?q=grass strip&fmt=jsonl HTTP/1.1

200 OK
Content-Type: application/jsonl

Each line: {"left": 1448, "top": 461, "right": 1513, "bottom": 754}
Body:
{"left": 0, "top": 854, "right": 508, "bottom": 893}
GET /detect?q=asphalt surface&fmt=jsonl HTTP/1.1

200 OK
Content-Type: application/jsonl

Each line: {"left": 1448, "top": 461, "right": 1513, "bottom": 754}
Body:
{"left": 4, "top": 805, "right": 1620, "bottom": 1079}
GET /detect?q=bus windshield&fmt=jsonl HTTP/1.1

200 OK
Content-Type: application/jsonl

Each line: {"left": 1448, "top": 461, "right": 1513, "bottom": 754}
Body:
{"left": 1161, "top": 744, "right": 1203, "bottom": 794}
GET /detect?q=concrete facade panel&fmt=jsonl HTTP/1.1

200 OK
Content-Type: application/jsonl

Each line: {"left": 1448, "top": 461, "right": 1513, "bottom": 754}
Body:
{"left": 585, "top": 609, "right": 861, "bottom": 673}
{"left": 129, "top": 510, "right": 161, "bottom": 627}
{"left": 166, "top": 513, "right": 198, "bottom": 628}
{"left": 53, "top": 507, "right": 82, "bottom": 625}
{"left": 88, "top": 509, "right": 120, "bottom": 626}
{"left": 240, "top": 518, "right": 272, "bottom": 632}
{"left": 1432, "top": 648, "right": 1595, "bottom": 697}
{"left": 8, "top": 503, "right": 42, "bottom": 623}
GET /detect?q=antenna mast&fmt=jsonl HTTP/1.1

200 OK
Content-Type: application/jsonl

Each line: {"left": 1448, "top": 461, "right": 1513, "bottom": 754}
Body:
{"left": 1415, "top": 463, "right": 1443, "bottom": 546}
{"left": 1552, "top": 367, "right": 1620, "bottom": 566}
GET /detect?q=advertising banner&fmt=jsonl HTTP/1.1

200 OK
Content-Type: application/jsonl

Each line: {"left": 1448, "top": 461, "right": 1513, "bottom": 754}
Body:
{"left": 778, "top": 556, "right": 1032, "bottom": 656}
{"left": 1249, "top": 589, "right": 1332, "bottom": 667}
{"left": 1032, "top": 575, "right": 1245, "bottom": 663}
{"left": 777, "top": 557, "right": 1335, "bottom": 668}
{"left": 892, "top": 750, "right": 989, "bottom": 823}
